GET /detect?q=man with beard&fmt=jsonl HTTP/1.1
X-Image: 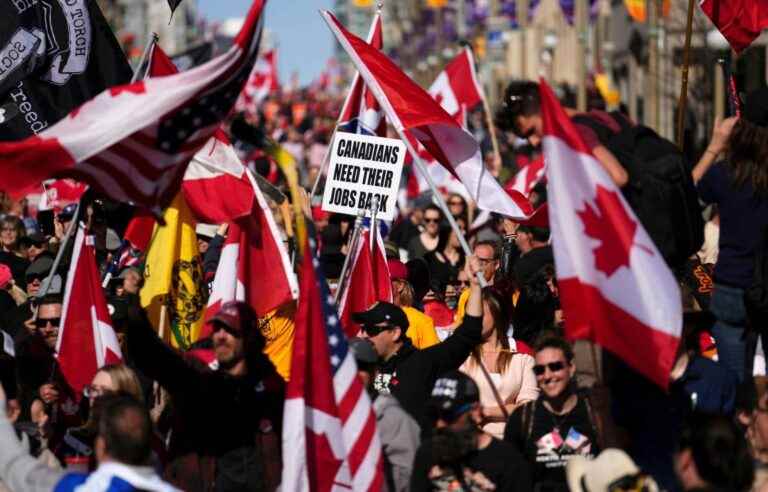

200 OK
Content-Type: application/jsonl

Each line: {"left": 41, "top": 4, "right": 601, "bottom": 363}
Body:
{"left": 126, "top": 300, "right": 284, "bottom": 492}
{"left": 349, "top": 337, "right": 420, "bottom": 492}
{"left": 410, "top": 371, "right": 532, "bottom": 492}
{"left": 504, "top": 335, "right": 602, "bottom": 492}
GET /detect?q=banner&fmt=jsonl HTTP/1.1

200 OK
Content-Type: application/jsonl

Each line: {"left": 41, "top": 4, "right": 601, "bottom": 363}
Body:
{"left": 321, "top": 132, "right": 405, "bottom": 221}
{"left": 0, "top": 0, "right": 132, "bottom": 140}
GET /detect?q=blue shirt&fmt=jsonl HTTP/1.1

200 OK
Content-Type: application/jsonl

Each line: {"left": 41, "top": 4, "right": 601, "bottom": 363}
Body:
{"left": 697, "top": 162, "right": 768, "bottom": 288}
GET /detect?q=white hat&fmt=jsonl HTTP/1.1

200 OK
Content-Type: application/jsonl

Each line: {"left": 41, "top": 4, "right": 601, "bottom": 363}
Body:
{"left": 195, "top": 223, "right": 218, "bottom": 240}
{"left": 566, "top": 449, "right": 656, "bottom": 492}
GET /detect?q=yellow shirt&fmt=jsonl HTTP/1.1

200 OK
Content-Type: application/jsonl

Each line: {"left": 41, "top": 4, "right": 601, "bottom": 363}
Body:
{"left": 261, "top": 301, "right": 296, "bottom": 381}
{"left": 453, "top": 287, "right": 519, "bottom": 324}
{"left": 403, "top": 306, "right": 439, "bottom": 349}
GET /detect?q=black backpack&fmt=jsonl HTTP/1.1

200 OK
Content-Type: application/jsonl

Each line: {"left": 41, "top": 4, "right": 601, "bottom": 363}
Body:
{"left": 571, "top": 112, "right": 704, "bottom": 269}
{"left": 745, "top": 225, "right": 768, "bottom": 325}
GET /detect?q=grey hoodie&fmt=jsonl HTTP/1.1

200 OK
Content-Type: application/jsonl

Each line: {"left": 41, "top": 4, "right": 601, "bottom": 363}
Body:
{"left": 374, "top": 394, "right": 421, "bottom": 492}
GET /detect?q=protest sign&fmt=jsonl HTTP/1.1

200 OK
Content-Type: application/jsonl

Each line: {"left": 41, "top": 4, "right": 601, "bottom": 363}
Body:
{"left": 321, "top": 132, "right": 405, "bottom": 220}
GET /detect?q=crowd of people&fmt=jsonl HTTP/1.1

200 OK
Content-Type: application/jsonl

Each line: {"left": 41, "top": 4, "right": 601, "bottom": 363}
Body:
{"left": 1, "top": 77, "right": 767, "bottom": 492}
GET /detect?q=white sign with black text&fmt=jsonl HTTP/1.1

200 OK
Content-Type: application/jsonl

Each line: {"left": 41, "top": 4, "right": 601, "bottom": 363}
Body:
{"left": 321, "top": 132, "right": 405, "bottom": 221}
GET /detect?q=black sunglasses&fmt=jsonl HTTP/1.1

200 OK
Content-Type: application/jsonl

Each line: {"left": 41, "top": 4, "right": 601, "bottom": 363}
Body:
{"left": 533, "top": 361, "right": 566, "bottom": 376}
{"left": 26, "top": 273, "right": 45, "bottom": 284}
{"left": 423, "top": 218, "right": 440, "bottom": 224}
{"left": 35, "top": 317, "right": 61, "bottom": 329}
{"left": 361, "top": 323, "right": 395, "bottom": 337}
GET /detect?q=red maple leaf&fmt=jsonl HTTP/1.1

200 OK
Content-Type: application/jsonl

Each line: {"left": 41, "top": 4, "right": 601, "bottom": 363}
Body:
{"left": 306, "top": 428, "right": 347, "bottom": 491}
{"left": 576, "top": 185, "right": 639, "bottom": 277}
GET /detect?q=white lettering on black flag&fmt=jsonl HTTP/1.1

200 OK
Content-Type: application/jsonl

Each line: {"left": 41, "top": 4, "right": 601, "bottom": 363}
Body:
{"left": 321, "top": 132, "right": 405, "bottom": 221}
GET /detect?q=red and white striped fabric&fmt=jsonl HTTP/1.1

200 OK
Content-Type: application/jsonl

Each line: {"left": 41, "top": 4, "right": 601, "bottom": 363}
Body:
{"left": 323, "top": 11, "right": 532, "bottom": 220}
{"left": 57, "top": 223, "right": 123, "bottom": 400}
{"left": 147, "top": 44, "right": 256, "bottom": 224}
{"left": 338, "top": 228, "right": 393, "bottom": 338}
{"left": 0, "top": 0, "right": 266, "bottom": 215}
{"left": 541, "top": 79, "right": 681, "bottom": 388}
{"left": 282, "top": 235, "right": 384, "bottom": 492}
{"left": 201, "top": 169, "right": 298, "bottom": 334}
{"left": 508, "top": 155, "right": 546, "bottom": 197}
{"left": 235, "top": 49, "right": 279, "bottom": 118}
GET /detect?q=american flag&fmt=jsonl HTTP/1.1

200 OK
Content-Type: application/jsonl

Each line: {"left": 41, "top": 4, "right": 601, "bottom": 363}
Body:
{"left": 282, "top": 235, "right": 384, "bottom": 492}
{"left": 0, "top": 0, "right": 266, "bottom": 216}
{"left": 337, "top": 13, "right": 385, "bottom": 137}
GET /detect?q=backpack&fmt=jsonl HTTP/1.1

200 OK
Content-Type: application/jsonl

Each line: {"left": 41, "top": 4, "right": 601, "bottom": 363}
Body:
{"left": 571, "top": 112, "right": 704, "bottom": 269}
{"left": 745, "top": 225, "right": 768, "bottom": 325}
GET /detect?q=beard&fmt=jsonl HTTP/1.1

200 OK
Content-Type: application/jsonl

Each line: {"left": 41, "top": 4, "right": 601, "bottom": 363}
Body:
{"left": 431, "top": 418, "right": 478, "bottom": 467}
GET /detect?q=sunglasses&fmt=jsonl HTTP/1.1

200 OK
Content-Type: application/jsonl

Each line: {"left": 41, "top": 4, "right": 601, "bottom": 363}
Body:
{"left": 210, "top": 320, "right": 243, "bottom": 338}
{"left": 26, "top": 273, "right": 45, "bottom": 284}
{"left": 533, "top": 361, "right": 566, "bottom": 376}
{"left": 423, "top": 218, "right": 440, "bottom": 224}
{"left": 476, "top": 257, "right": 497, "bottom": 265}
{"left": 35, "top": 317, "right": 61, "bottom": 329}
{"left": 361, "top": 323, "right": 395, "bottom": 337}
{"left": 448, "top": 201, "right": 464, "bottom": 206}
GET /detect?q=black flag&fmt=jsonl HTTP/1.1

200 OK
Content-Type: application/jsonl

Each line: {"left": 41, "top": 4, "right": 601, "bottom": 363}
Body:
{"left": 0, "top": 0, "right": 132, "bottom": 141}
{"left": 171, "top": 41, "right": 214, "bottom": 71}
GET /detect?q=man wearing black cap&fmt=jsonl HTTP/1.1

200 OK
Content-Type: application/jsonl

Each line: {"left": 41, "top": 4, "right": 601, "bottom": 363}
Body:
{"left": 353, "top": 257, "right": 484, "bottom": 430}
{"left": 126, "top": 300, "right": 284, "bottom": 491}
{"left": 410, "top": 371, "right": 532, "bottom": 492}
{"left": 19, "top": 232, "right": 49, "bottom": 263}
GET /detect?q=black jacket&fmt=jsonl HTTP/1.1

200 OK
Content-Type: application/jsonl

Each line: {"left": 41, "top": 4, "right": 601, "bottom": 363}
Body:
{"left": 126, "top": 307, "right": 284, "bottom": 490}
{"left": 374, "top": 314, "right": 482, "bottom": 428}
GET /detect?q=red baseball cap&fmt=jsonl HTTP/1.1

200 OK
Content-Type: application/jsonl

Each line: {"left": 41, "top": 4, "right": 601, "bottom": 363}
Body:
{"left": 207, "top": 301, "right": 257, "bottom": 336}
{"left": 387, "top": 259, "right": 408, "bottom": 281}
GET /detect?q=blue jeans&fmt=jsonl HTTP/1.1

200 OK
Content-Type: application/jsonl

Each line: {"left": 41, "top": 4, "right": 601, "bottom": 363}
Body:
{"left": 710, "top": 283, "right": 748, "bottom": 381}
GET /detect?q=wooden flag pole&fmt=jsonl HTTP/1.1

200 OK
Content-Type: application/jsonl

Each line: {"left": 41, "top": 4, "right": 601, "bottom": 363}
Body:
{"left": 675, "top": 0, "right": 696, "bottom": 150}
{"left": 480, "top": 87, "right": 503, "bottom": 175}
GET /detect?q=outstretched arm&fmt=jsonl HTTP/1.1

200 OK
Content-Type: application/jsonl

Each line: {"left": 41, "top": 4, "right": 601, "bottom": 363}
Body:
{"left": 0, "top": 385, "right": 64, "bottom": 492}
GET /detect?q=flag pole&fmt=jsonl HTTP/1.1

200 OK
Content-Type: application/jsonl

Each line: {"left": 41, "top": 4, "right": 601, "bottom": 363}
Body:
{"left": 675, "top": 0, "right": 696, "bottom": 149}
{"left": 131, "top": 32, "right": 159, "bottom": 83}
{"left": 36, "top": 204, "right": 82, "bottom": 302}
{"left": 334, "top": 212, "right": 365, "bottom": 304}
{"left": 396, "top": 129, "right": 487, "bottom": 287}
{"left": 471, "top": 45, "right": 503, "bottom": 175}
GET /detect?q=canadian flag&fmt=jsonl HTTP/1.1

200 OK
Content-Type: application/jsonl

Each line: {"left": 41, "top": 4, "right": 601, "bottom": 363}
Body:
{"left": 541, "top": 79, "right": 681, "bottom": 388}
{"left": 508, "top": 155, "right": 546, "bottom": 197}
{"left": 428, "top": 47, "right": 483, "bottom": 119}
{"left": 700, "top": 0, "right": 768, "bottom": 54}
{"left": 337, "top": 14, "right": 385, "bottom": 137}
{"left": 202, "top": 178, "right": 299, "bottom": 337}
{"left": 57, "top": 223, "right": 123, "bottom": 400}
{"left": 38, "top": 179, "right": 87, "bottom": 213}
{"left": 338, "top": 228, "right": 392, "bottom": 338}
{"left": 235, "top": 49, "right": 279, "bottom": 118}
{"left": 323, "top": 11, "right": 532, "bottom": 220}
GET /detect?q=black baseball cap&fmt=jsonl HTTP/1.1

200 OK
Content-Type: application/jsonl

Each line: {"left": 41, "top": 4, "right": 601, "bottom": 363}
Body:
{"left": 428, "top": 371, "right": 480, "bottom": 422}
{"left": 351, "top": 302, "right": 409, "bottom": 333}
{"left": 19, "top": 232, "right": 46, "bottom": 247}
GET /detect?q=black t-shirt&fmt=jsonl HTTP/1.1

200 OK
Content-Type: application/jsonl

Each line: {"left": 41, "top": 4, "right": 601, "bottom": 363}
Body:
{"left": 410, "top": 436, "right": 533, "bottom": 492}
{"left": 504, "top": 398, "right": 599, "bottom": 492}
{"left": 514, "top": 246, "right": 554, "bottom": 286}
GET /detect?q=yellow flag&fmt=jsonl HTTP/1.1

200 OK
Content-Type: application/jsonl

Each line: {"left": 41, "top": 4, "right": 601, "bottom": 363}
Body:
{"left": 268, "top": 141, "right": 306, "bottom": 256}
{"left": 140, "top": 194, "right": 207, "bottom": 349}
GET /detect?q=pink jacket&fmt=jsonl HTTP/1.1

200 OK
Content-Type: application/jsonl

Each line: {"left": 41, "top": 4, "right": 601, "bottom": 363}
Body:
{"left": 460, "top": 352, "right": 539, "bottom": 439}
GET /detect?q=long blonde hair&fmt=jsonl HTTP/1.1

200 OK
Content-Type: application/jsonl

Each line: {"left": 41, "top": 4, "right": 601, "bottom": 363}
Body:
{"left": 97, "top": 364, "right": 144, "bottom": 403}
